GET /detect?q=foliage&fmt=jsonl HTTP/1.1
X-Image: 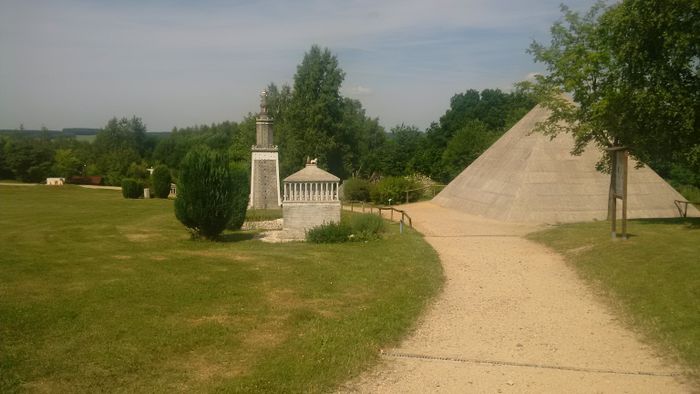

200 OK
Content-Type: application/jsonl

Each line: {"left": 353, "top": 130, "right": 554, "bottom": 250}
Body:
{"left": 342, "top": 178, "right": 373, "bottom": 202}
{"left": 269, "top": 46, "right": 386, "bottom": 180}
{"left": 94, "top": 117, "right": 150, "bottom": 185}
{"left": 370, "top": 176, "right": 418, "bottom": 205}
{"left": 378, "top": 125, "right": 424, "bottom": 176}
{"left": 529, "top": 218, "right": 700, "bottom": 375}
{"left": 306, "top": 221, "right": 352, "bottom": 243}
{"left": 528, "top": 0, "right": 700, "bottom": 175}
{"left": 0, "top": 185, "right": 443, "bottom": 393}
{"left": 121, "top": 178, "right": 143, "bottom": 199}
{"left": 150, "top": 164, "right": 172, "bottom": 198}
{"left": 281, "top": 45, "right": 346, "bottom": 178}
{"left": 346, "top": 213, "right": 386, "bottom": 241}
{"left": 2, "top": 137, "right": 54, "bottom": 182}
{"left": 417, "top": 87, "right": 536, "bottom": 182}
{"left": 226, "top": 163, "right": 250, "bottom": 231}
{"left": 153, "top": 119, "right": 254, "bottom": 174}
{"left": 174, "top": 146, "right": 238, "bottom": 240}
{"left": 306, "top": 212, "right": 386, "bottom": 243}
{"left": 52, "top": 148, "right": 83, "bottom": 178}
{"left": 440, "top": 120, "right": 497, "bottom": 180}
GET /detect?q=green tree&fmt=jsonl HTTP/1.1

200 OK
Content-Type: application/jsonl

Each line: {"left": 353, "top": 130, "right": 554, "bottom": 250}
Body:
{"left": 3, "top": 137, "right": 53, "bottom": 182}
{"left": 94, "top": 117, "right": 148, "bottom": 185}
{"left": 226, "top": 163, "right": 250, "bottom": 231}
{"left": 440, "top": 120, "right": 496, "bottom": 180}
{"left": 174, "top": 146, "right": 241, "bottom": 240}
{"left": 417, "top": 87, "right": 536, "bottom": 181}
{"left": 281, "top": 45, "right": 346, "bottom": 178}
{"left": 528, "top": 0, "right": 699, "bottom": 175}
{"left": 52, "top": 148, "right": 83, "bottom": 178}
{"left": 150, "top": 164, "right": 172, "bottom": 198}
{"left": 378, "top": 125, "right": 424, "bottom": 177}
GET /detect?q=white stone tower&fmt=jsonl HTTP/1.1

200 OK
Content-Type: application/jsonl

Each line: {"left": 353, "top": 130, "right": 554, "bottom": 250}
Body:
{"left": 249, "top": 90, "right": 281, "bottom": 209}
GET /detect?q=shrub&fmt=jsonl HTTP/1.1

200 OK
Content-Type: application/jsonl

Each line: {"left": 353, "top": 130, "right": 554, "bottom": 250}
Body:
{"left": 306, "top": 221, "right": 352, "bottom": 243}
{"left": 226, "top": 163, "right": 250, "bottom": 230}
{"left": 121, "top": 178, "right": 143, "bottom": 199}
{"left": 370, "top": 176, "right": 418, "bottom": 205}
{"left": 174, "top": 146, "right": 243, "bottom": 240}
{"left": 150, "top": 164, "right": 172, "bottom": 198}
{"left": 347, "top": 213, "right": 386, "bottom": 241}
{"left": 342, "top": 178, "right": 373, "bottom": 201}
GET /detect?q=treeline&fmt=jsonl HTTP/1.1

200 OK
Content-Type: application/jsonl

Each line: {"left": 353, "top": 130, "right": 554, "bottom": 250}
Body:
{"left": 0, "top": 45, "right": 539, "bottom": 188}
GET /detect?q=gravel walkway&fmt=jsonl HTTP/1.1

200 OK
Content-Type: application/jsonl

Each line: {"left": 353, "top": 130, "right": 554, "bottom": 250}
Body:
{"left": 340, "top": 201, "right": 693, "bottom": 393}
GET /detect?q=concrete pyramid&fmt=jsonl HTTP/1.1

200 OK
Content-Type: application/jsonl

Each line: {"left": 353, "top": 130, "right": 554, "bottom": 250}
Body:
{"left": 433, "top": 105, "right": 699, "bottom": 223}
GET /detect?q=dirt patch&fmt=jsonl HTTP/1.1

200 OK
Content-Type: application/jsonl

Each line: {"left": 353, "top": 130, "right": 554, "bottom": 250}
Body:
{"left": 188, "top": 314, "right": 233, "bottom": 325}
{"left": 112, "top": 255, "right": 132, "bottom": 260}
{"left": 125, "top": 233, "right": 158, "bottom": 242}
{"left": 180, "top": 250, "right": 252, "bottom": 261}
{"left": 178, "top": 353, "right": 247, "bottom": 383}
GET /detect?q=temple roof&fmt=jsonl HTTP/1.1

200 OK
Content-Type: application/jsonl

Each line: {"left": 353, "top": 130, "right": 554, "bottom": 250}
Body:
{"left": 284, "top": 163, "right": 340, "bottom": 182}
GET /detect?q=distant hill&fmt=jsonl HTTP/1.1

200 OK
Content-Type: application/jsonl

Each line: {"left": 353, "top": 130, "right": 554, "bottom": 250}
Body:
{"left": 0, "top": 128, "right": 170, "bottom": 140}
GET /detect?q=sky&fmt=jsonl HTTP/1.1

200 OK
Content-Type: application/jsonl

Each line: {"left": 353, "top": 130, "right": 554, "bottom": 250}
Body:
{"left": 0, "top": 0, "right": 601, "bottom": 132}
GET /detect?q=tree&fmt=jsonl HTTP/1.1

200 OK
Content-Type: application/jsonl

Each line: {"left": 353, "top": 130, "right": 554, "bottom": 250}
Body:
{"left": 52, "top": 148, "right": 83, "bottom": 178}
{"left": 528, "top": 0, "right": 699, "bottom": 175}
{"left": 417, "top": 88, "right": 536, "bottom": 181}
{"left": 174, "top": 146, "right": 243, "bottom": 240}
{"left": 281, "top": 45, "right": 346, "bottom": 178}
{"left": 440, "top": 121, "right": 496, "bottom": 180}
{"left": 226, "top": 163, "right": 250, "bottom": 231}
{"left": 3, "top": 137, "right": 53, "bottom": 182}
{"left": 94, "top": 117, "right": 148, "bottom": 185}
{"left": 150, "top": 164, "right": 172, "bottom": 198}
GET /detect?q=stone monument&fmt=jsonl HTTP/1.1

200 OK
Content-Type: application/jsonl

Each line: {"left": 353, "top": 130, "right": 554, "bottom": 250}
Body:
{"left": 282, "top": 159, "right": 341, "bottom": 238}
{"left": 249, "top": 90, "right": 281, "bottom": 209}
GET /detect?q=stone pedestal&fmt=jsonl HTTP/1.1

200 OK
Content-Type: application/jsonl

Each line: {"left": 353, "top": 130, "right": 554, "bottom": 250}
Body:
{"left": 250, "top": 149, "right": 281, "bottom": 209}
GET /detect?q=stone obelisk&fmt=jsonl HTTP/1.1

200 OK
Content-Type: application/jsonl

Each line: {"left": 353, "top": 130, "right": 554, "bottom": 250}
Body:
{"left": 249, "top": 90, "right": 281, "bottom": 209}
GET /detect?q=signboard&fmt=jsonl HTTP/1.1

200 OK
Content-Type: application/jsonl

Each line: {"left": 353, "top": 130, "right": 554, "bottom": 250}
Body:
{"left": 613, "top": 150, "right": 627, "bottom": 198}
{"left": 607, "top": 147, "right": 628, "bottom": 240}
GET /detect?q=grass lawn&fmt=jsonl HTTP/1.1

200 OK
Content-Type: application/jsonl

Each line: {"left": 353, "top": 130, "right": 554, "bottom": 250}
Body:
{"left": 528, "top": 218, "right": 700, "bottom": 379}
{"left": 0, "top": 185, "right": 443, "bottom": 393}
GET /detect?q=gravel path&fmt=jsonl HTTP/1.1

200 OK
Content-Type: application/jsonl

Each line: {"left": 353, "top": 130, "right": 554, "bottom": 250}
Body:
{"left": 340, "top": 202, "right": 693, "bottom": 393}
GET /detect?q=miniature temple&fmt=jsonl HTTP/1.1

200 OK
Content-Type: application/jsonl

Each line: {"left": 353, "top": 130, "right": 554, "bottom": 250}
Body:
{"left": 249, "top": 90, "right": 281, "bottom": 209}
{"left": 282, "top": 159, "right": 341, "bottom": 237}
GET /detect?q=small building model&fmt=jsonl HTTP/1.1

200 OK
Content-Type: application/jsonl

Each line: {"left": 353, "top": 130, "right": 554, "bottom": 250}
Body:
{"left": 282, "top": 160, "right": 341, "bottom": 237}
{"left": 249, "top": 90, "right": 281, "bottom": 209}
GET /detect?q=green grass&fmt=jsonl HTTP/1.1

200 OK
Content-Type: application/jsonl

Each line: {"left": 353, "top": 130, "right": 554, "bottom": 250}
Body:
{"left": 0, "top": 185, "right": 443, "bottom": 393}
{"left": 528, "top": 218, "right": 700, "bottom": 378}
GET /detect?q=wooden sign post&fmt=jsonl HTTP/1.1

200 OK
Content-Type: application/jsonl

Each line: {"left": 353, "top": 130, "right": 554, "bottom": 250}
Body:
{"left": 607, "top": 147, "right": 629, "bottom": 240}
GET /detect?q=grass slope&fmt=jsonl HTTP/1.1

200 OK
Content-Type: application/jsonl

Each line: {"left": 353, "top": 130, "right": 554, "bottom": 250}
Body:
{"left": 528, "top": 218, "right": 700, "bottom": 378}
{"left": 0, "top": 186, "right": 443, "bottom": 393}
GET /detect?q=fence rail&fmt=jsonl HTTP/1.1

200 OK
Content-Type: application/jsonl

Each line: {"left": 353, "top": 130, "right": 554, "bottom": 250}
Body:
{"left": 342, "top": 201, "right": 412, "bottom": 229}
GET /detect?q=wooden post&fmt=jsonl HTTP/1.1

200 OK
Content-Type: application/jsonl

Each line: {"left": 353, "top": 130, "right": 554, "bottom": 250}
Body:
{"left": 621, "top": 150, "right": 629, "bottom": 240}
{"left": 607, "top": 147, "right": 628, "bottom": 240}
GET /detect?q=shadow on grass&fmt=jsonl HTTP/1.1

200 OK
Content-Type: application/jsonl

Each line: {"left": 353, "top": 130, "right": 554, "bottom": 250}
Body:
{"left": 631, "top": 217, "right": 700, "bottom": 230}
{"left": 217, "top": 232, "right": 257, "bottom": 243}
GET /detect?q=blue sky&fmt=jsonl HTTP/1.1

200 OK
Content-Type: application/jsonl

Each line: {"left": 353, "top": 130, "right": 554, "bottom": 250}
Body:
{"left": 0, "top": 0, "right": 601, "bottom": 132}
